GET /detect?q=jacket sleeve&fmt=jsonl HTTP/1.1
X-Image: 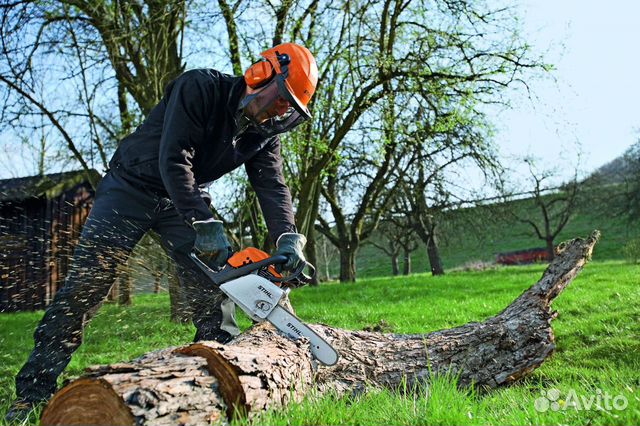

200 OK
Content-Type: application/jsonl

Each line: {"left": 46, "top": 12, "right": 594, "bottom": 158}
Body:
{"left": 159, "top": 70, "right": 214, "bottom": 225}
{"left": 245, "top": 137, "right": 297, "bottom": 243}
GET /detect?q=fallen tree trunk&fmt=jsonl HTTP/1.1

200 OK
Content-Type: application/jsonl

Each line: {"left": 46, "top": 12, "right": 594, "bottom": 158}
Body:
{"left": 41, "top": 231, "right": 600, "bottom": 425}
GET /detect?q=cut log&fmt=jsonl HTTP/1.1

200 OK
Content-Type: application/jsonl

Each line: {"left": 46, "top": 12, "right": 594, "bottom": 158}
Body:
{"left": 40, "top": 232, "right": 600, "bottom": 425}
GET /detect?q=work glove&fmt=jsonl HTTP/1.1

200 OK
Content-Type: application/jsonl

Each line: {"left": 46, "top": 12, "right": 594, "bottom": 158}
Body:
{"left": 192, "top": 219, "right": 232, "bottom": 269}
{"left": 274, "top": 233, "right": 307, "bottom": 272}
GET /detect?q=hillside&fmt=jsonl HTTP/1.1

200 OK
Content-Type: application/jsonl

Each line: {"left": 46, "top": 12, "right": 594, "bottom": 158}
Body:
{"left": 349, "top": 184, "right": 640, "bottom": 279}
{"left": 582, "top": 141, "right": 639, "bottom": 185}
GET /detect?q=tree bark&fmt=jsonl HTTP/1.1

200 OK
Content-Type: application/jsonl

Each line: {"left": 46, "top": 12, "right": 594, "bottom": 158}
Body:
{"left": 305, "top": 231, "right": 320, "bottom": 286}
{"left": 118, "top": 268, "right": 132, "bottom": 306}
{"left": 168, "top": 263, "right": 191, "bottom": 324}
{"left": 546, "top": 237, "right": 555, "bottom": 261}
{"left": 107, "top": 282, "right": 119, "bottom": 302}
{"left": 40, "top": 232, "right": 600, "bottom": 426}
{"left": 339, "top": 246, "right": 357, "bottom": 282}
{"left": 427, "top": 233, "right": 444, "bottom": 276}
{"left": 154, "top": 271, "right": 161, "bottom": 294}
{"left": 402, "top": 249, "right": 411, "bottom": 275}
{"left": 391, "top": 253, "right": 399, "bottom": 276}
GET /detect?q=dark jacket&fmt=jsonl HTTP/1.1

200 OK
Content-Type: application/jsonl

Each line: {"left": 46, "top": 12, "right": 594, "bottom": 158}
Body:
{"left": 109, "top": 69, "right": 296, "bottom": 241}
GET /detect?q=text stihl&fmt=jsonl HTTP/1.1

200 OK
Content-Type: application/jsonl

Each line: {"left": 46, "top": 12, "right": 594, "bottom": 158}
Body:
{"left": 257, "top": 285, "right": 273, "bottom": 299}
{"left": 287, "top": 322, "right": 303, "bottom": 336}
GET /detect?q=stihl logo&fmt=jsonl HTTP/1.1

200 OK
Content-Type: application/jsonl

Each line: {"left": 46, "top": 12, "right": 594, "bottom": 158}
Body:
{"left": 257, "top": 285, "right": 273, "bottom": 299}
{"left": 287, "top": 322, "right": 303, "bottom": 336}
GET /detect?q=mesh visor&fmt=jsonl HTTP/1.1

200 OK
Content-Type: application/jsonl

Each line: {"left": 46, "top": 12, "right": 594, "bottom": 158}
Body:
{"left": 240, "top": 75, "right": 311, "bottom": 137}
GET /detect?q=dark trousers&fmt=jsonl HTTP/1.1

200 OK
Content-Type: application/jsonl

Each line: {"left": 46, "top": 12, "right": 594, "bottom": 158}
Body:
{"left": 15, "top": 171, "right": 239, "bottom": 402}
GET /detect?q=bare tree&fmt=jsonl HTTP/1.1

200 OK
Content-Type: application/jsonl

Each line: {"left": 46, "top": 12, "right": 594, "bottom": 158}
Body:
{"left": 401, "top": 168, "right": 448, "bottom": 276}
{"left": 0, "top": 0, "right": 192, "bottom": 317}
{"left": 371, "top": 237, "right": 402, "bottom": 276}
{"left": 400, "top": 235, "right": 419, "bottom": 275}
{"left": 393, "top": 101, "right": 502, "bottom": 276}
{"left": 316, "top": 234, "right": 339, "bottom": 281}
{"left": 511, "top": 158, "right": 580, "bottom": 260}
{"left": 370, "top": 213, "right": 419, "bottom": 276}
{"left": 315, "top": 97, "right": 414, "bottom": 282}
{"left": 0, "top": 0, "right": 189, "bottom": 179}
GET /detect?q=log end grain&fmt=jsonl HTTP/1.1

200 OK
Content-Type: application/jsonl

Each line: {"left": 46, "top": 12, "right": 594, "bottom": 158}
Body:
{"left": 41, "top": 378, "right": 135, "bottom": 426}
{"left": 175, "top": 343, "right": 248, "bottom": 419}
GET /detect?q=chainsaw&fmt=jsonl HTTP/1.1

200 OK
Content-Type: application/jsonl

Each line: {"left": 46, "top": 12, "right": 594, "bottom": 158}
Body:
{"left": 190, "top": 247, "right": 339, "bottom": 366}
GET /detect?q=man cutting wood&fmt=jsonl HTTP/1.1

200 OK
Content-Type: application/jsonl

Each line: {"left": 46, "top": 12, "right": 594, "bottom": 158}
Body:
{"left": 6, "top": 42, "right": 318, "bottom": 422}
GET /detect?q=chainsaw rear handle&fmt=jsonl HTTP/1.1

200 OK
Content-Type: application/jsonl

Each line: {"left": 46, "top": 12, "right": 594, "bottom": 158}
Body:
{"left": 190, "top": 252, "right": 315, "bottom": 285}
{"left": 272, "top": 257, "right": 316, "bottom": 286}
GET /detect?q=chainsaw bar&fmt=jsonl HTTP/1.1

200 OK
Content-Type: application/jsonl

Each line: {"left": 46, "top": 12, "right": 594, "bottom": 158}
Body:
{"left": 267, "top": 305, "right": 339, "bottom": 366}
{"left": 219, "top": 274, "right": 339, "bottom": 366}
{"left": 190, "top": 252, "right": 339, "bottom": 366}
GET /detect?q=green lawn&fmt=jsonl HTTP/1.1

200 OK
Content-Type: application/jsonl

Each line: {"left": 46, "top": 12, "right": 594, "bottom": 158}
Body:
{"left": 1, "top": 260, "right": 638, "bottom": 425}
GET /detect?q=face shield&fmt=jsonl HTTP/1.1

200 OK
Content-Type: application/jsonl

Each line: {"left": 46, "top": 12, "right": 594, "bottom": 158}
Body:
{"left": 238, "top": 73, "right": 311, "bottom": 138}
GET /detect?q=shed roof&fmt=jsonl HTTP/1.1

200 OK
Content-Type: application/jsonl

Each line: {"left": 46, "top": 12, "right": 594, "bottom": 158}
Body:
{"left": 0, "top": 170, "right": 100, "bottom": 202}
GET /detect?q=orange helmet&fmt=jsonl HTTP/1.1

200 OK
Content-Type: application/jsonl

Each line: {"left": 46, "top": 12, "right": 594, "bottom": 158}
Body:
{"left": 240, "top": 43, "right": 318, "bottom": 137}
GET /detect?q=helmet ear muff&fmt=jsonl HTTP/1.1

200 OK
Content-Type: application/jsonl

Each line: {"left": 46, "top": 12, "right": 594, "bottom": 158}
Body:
{"left": 244, "top": 60, "right": 275, "bottom": 88}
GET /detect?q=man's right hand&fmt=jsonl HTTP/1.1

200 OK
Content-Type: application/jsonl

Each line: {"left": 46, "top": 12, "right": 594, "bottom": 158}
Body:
{"left": 192, "top": 220, "right": 232, "bottom": 269}
{"left": 274, "top": 233, "right": 307, "bottom": 272}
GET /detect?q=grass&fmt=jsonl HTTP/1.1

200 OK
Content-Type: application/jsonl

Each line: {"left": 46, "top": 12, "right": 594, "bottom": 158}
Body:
{"left": 1, "top": 260, "right": 638, "bottom": 425}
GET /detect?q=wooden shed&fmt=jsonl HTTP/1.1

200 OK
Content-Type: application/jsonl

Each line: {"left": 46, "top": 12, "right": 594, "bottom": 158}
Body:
{"left": 0, "top": 170, "right": 99, "bottom": 312}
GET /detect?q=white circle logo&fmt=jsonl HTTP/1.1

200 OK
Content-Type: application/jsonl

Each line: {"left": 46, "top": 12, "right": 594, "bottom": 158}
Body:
{"left": 547, "top": 389, "right": 561, "bottom": 401}
{"left": 534, "top": 397, "right": 549, "bottom": 412}
{"left": 613, "top": 395, "right": 628, "bottom": 411}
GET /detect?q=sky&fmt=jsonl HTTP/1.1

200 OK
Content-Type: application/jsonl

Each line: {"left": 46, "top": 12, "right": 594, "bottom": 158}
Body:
{"left": 1, "top": 1, "right": 638, "bottom": 184}
{"left": 493, "top": 0, "right": 640, "bottom": 182}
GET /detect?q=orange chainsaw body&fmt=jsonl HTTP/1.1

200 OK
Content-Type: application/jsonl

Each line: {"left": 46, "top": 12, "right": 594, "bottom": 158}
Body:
{"left": 227, "top": 247, "right": 283, "bottom": 284}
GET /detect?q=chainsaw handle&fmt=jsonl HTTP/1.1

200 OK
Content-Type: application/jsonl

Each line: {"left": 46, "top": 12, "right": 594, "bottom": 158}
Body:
{"left": 191, "top": 252, "right": 316, "bottom": 286}
{"left": 268, "top": 259, "right": 316, "bottom": 286}
{"left": 191, "top": 252, "right": 289, "bottom": 285}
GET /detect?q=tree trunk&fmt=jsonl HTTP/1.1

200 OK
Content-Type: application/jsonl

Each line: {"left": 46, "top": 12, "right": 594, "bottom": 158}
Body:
{"left": 243, "top": 191, "right": 270, "bottom": 252}
{"left": 546, "top": 238, "right": 555, "bottom": 261}
{"left": 118, "top": 268, "right": 132, "bottom": 306}
{"left": 153, "top": 272, "right": 161, "bottom": 294}
{"left": 319, "top": 237, "right": 333, "bottom": 282}
{"left": 168, "top": 263, "right": 191, "bottom": 324}
{"left": 427, "top": 234, "right": 444, "bottom": 276}
{"left": 402, "top": 249, "right": 411, "bottom": 275}
{"left": 40, "top": 232, "right": 600, "bottom": 426}
{"left": 107, "top": 282, "right": 119, "bottom": 302}
{"left": 305, "top": 230, "right": 319, "bottom": 286}
{"left": 339, "top": 246, "right": 357, "bottom": 282}
{"left": 391, "top": 253, "right": 399, "bottom": 276}
{"left": 297, "top": 182, "right": 322, "bottom": 284}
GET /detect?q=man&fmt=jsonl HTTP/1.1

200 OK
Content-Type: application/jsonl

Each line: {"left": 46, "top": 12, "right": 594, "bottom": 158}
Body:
{"left": 6, "top": 42, "right": 318, "bottom": 422}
